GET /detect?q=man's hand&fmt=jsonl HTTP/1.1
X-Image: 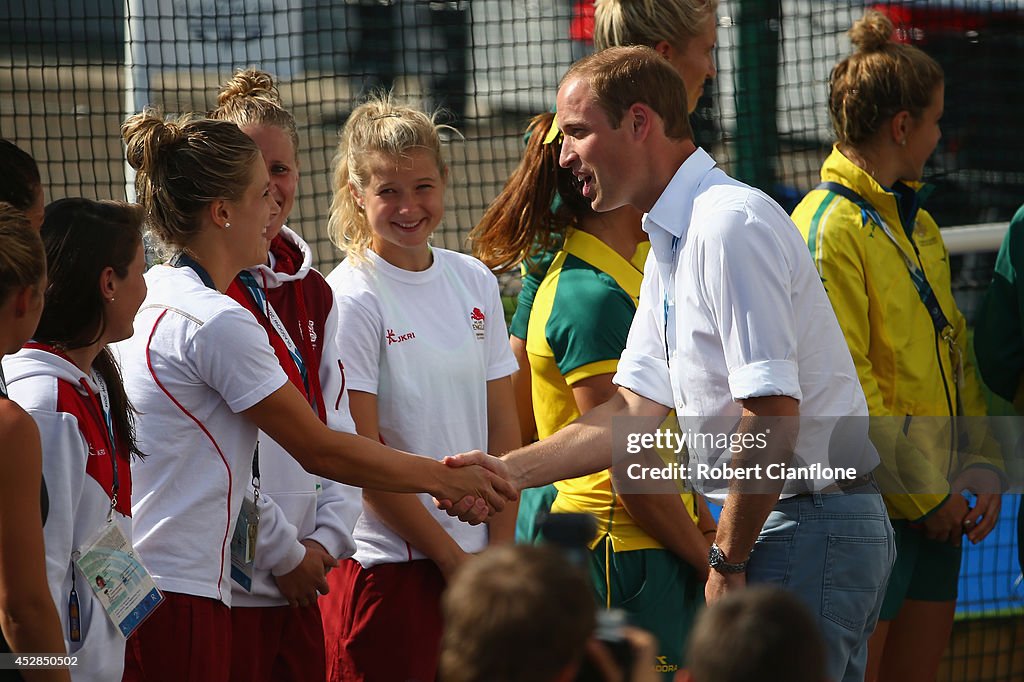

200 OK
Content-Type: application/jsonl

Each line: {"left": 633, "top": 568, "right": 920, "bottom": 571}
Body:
{"left": 435, "top": 451, "right": 517, "bottom": 525}
{"left": 273, "top": 540, "right": 338, "bottom": 607}
{"left": 953, "top": 467, "right": 1003, "bottom": 544}
{"left": 704, "top": 569, "right": 746, "bottom": 606}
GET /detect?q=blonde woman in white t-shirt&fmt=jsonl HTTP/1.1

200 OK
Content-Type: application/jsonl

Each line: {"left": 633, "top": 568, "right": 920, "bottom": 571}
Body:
{"left": 321, "top": 94, "right": 521, "bottom": 682}
{"left": 115, "top": 110, "right": 515, "bottom": 682}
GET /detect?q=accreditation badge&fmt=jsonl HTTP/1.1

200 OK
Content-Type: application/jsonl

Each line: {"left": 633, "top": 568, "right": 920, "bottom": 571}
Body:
{"left": 230, "top": 496, "right": 259, "bottom": 592}
{"left": 74, "top": 520, "right": 164, "bottom": 638}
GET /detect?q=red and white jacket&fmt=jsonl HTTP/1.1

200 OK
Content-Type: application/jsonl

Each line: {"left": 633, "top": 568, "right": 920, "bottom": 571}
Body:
{"left": 3, "top": 346, "right": 133, "bottom": 682}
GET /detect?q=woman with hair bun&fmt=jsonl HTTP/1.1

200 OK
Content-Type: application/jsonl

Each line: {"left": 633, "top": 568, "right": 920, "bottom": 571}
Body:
{"left": 0, "top": 204, "right": 70, "bottom": 682}
{"left": 116, "top": 109, "right": 514, "bottom": 682}
{"left": 210, "top": 68, "right": 359, "bottom": 682}
{"left": 4, "top": 198, "right": 148, "bottom": 681}
{"left": 791, "top": 11, "right": 1003, "bottom": 681}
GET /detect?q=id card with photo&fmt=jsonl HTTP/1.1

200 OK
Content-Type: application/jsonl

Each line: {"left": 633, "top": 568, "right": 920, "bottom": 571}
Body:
{"left": 75, "top": 520, "right": 164, "bottom": 639}
{"left": 230, "top": 496, "right": 259, "bottom": 592}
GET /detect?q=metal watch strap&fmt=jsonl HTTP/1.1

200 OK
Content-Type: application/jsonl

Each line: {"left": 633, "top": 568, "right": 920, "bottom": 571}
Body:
{"left": 708, "top": 542, "right": 749, "bottom": 574}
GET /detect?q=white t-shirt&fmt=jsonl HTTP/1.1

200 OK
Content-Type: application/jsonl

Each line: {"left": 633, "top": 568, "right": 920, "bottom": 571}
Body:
{"left": 614, "top": 148, "right": 878, "bottom": 501}
{"left": 326, "top": 248, "right": 518, "bottom": 568}
{"left": 115, "top": 265, "right": 288, "bottom": 605}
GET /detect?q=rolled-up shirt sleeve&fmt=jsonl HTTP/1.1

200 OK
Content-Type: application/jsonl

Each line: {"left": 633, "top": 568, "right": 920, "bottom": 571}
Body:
{"left": 614, "top": 251, "right": 674, "bottom": 408}
{"left": 697, "top": 203, "right": 802, "bottom": 403}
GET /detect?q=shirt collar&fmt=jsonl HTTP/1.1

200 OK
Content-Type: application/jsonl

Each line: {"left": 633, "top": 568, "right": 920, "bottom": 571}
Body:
{"left": 643, "top": 147, "right": 717, "bottom": 241}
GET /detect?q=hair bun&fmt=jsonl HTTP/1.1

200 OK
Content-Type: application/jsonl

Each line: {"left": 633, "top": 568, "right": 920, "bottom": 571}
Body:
{"left": 216, "top": 68, "right": 281, "bottom": 109}
{"left": 121, "top": 109, "right": 183, "bottom": 172}
{"left": 849, "top": 9, "right": 895, "bottom": 53}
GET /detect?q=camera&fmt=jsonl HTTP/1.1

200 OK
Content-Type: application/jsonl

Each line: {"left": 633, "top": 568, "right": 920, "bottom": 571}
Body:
{"left": 537, "top": 512, "right": 635, "bottom": 682}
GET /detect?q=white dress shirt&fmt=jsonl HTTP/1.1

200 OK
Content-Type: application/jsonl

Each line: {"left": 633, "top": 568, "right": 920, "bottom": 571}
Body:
{"left": 613, "top": 148, "right": 878, "bottom": 500}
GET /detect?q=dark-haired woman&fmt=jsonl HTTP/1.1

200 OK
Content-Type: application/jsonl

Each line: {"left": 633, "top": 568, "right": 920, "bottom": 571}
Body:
{"left": 0, "top": 139, "right": 44, "bottom": 230}
{"left": 4, "top": 198, "right": 147, "bottom": 681}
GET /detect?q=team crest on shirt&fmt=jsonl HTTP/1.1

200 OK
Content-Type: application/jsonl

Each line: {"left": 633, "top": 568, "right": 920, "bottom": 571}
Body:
{"left": 470, "top": 307, "right": 485, "bottom": 340}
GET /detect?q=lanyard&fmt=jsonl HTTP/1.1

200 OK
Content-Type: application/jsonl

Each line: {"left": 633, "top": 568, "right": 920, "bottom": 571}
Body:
{"left": 170, "top": 251, "right": 217, "bottom": 290}
{"left": 86, "top": 371, "right": 120, "bottom": 514}
{"left": 815, "top": 182, "right": 964, "bottom": 400}
{"left": 663, "top": 235, "right": 681, "bottom": 367}
{"left": 236, "top": 269, "right": 310, "bottom": 395}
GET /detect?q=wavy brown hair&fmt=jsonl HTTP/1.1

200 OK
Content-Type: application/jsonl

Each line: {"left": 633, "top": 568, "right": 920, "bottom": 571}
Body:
{"left": 470, "top": 112, "right": 591, "bottom": 275}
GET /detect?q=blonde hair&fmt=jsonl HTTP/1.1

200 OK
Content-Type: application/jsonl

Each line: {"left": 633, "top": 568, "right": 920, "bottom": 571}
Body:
{"left": 327, "top": 94, "right": 448, "bottom": 263}
{"left": 563, "top": 46, "right": 693, "bottom": 141}
{"left": 829, "top": 10, "right": 943, "bottom": 147}
{"left": 0, "top": 202, "right": 45, "bottom": 305}
{"left": 122, "top": 108, "right": 261, "bottom": 253}
{"left": 593, "top": 0, "right": 718, "bottom": 51}
{"left": 210, "top": 68, "right": 299, "bottom": 153}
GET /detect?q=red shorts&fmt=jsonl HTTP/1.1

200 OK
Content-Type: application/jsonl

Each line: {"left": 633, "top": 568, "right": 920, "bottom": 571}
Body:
{"left": 321, "top": 559, "right": 445, "bottom": 682}
{"left": 122, "top": 592, "right": 230, "bottom": 682}
{"left": 229, "top": 602, "right": 325, "bottom": 682}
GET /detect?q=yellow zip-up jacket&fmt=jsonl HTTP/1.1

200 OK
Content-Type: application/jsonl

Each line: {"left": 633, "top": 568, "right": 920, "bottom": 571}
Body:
{"left": 792, "top": 146, "right": 1002, "bottom": 521}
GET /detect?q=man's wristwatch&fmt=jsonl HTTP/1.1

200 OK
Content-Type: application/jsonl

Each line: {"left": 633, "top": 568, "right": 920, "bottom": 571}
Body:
{"left": 708, "top": 542, "right": 749, "bottom": 574}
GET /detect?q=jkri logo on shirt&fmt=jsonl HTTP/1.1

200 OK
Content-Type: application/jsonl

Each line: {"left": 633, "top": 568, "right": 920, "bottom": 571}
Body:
{"left": 470, "top": 307, "right": 485, "bottom": 340}
{"left": 386, "top": 328, "right": 416, "bottom": 346}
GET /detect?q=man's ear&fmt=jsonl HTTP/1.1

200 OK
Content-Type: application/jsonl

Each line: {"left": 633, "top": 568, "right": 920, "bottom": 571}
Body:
{"left": 629, "top": 103, "right": 653, "bottom": 140}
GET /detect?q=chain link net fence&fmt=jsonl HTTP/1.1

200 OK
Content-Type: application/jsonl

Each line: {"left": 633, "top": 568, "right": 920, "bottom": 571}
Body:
{"left": 1, "top": 0, "right": 1021, "bottom": 677}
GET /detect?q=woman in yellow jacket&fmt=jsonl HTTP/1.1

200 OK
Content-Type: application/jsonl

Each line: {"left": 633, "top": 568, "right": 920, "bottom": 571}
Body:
{"left": 791, "top": 11, "right": 1003, "bottom": 682}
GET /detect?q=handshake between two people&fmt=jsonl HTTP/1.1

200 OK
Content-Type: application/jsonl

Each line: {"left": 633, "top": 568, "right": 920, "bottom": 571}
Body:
{"left": 438, "top": 450, "right": 517, "bottom": 525}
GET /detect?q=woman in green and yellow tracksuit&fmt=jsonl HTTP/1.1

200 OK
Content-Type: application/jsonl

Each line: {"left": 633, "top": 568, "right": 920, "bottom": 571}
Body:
{"left": 791, "top": 11, "right": 1004, "bottom": 682}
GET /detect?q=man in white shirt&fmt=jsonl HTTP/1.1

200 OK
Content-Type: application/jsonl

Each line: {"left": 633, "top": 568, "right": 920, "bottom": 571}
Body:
{"left": 446, "top": 46, "right": 894, "bottom": 682}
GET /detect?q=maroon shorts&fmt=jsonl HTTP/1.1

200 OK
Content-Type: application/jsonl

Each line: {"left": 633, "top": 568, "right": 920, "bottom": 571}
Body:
{"left": 122, "top": 592, "right": 230, "bottom": 682}
{"left": 229, "top": 602, "right": 326, "bottom": 682}
{"left": 321, "top": 558, "right": 445, "bottom": 682}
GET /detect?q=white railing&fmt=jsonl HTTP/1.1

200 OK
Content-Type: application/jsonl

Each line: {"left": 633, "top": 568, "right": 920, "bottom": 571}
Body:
{"left": 943, "top": 223, "right": 1009, "bottom": 256}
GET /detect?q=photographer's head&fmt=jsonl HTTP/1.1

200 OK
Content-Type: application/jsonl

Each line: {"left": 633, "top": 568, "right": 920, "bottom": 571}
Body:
{"left": 441, "top": 545, "right": 596, "bottom": 682}
{"left": 681, "top": 587, "right": 828, "bottom": 682}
